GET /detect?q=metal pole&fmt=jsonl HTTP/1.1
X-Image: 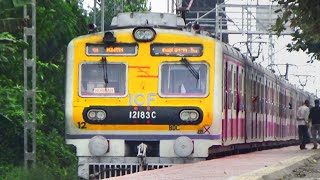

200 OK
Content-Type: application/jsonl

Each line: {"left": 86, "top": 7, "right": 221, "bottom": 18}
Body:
{"left": 171, "top": 0, "right": 174, "bottom": 13}
{"left": 268, "top": 33, "right": 274, "bottom": 70}
{"left": 215, "top": 3, "right": 219, "bottom": 39}
{"left": 23, "top": 0, "right": 36, "bottom": 168}
{"left": 285, "top": 63, "right": 289, "bottom": 81}
{"left": 121, "top": 0, "right": 123, "bottom": 12}
{"left": 93, "top": 0, "right": 97, "bottom": 25}
{"left": 101, "top": 0, "right": 105, "bottom": 32}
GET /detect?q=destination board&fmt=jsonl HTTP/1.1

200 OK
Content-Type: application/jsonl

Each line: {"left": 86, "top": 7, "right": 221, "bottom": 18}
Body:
{"left": 86, "top": 43, "right": 138, "bottom": 56}
{"left": 151, "top": 44, "right": 203, "bottom": 57}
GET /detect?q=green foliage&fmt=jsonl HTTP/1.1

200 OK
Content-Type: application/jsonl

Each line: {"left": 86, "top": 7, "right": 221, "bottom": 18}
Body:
{"left": 0, "top": 86, "right": 24, "bottom": 176}
{"left": 273, "top": 0, "right": 320, "bottom": 61}
{"left": 1, "top": 0, "right": 150, "bottom": 179}
{"left": 0, "top": 32, "right": 27, "bottom": 63}
{"left": 37, "top": 0, "right": 88, "bottom": 61}
{"left": 123, "top": 0, "right": 150, "bottom": 12}
{"left": 0, "top": 0, "right": 87, "bottom": 179}
{"left": 0, "top": 0, "right": 28, "bottom": 33}
{"left": 0, "top": 0, "right": 31, "bottom": 10}
{"left": 3, "top": 164, "right": 77, "bottom": 180}
{"left": 86, "top": 0, "right": 149, "bottom": 30}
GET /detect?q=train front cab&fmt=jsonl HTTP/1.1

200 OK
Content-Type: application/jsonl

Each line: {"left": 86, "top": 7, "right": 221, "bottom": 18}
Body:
{"left": 65, "top": 12, "right": 224, "bottom": 179}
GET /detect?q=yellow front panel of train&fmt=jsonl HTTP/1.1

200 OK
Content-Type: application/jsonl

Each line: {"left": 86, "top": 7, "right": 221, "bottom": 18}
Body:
{"left": 71, "top": 29, "right": 215, "bottom": 132}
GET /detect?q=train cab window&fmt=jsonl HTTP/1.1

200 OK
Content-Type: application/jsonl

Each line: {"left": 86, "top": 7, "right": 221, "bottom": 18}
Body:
{"left": 159, "top": 63, "right": 208, "bottom": 97}
{"left": 79, "top": 63, "right": 127, "bottom": 97}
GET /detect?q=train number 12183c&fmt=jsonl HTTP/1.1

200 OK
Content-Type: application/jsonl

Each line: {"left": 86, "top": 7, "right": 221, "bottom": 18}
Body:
{"left": 128, "top": 111, "right": 156, "bottom": 119}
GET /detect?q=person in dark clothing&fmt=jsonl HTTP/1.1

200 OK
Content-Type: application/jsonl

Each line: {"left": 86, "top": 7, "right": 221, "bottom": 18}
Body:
{"left": 296, "top": 100, "right": 310, "bottom": 150}
{"left": 309, "top": 99, "right": 320, "bottom": 149}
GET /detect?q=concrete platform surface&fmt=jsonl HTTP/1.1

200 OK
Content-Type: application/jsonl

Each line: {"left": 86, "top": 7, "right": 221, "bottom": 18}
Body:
{"left": 109, "top": 144, "right": 320, "bottom": 180}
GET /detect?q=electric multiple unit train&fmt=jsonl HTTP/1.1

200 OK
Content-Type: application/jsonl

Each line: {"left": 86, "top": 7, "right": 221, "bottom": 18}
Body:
{"left": 65, "top": 12, "right": 316, "bottom": 179}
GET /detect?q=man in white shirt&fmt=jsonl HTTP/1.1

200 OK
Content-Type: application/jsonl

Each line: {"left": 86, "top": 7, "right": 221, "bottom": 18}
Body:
{"left": 296, "top": 100, "right": 310, "bottom": 150}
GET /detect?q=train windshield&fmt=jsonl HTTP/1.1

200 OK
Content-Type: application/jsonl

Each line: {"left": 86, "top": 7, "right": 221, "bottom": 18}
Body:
{"left": 159, "top": 63, "right": 208, "bottom": 97}
{"left": 79, "top": 63, "right": 127, "bottom": 97}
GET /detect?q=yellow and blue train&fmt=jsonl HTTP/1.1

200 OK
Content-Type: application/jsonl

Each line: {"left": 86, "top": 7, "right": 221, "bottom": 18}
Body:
{"left": 65, "top": 12, "right": 316, "bottom": 179}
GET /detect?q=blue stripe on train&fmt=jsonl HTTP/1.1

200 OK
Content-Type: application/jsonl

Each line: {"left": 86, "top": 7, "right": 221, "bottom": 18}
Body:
{"left": 65, "top": 134, "right": 221, "bottom": 140}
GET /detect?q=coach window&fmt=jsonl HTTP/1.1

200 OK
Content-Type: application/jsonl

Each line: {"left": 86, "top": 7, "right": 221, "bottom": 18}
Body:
{"left": 239, "top": 69, "right": 244, "bottom": 110}
{"left": 79, "top": 63, "right": 127, "bottom": 97}
{"left": 159, "top": 63, "right": 208, "bottom": 97}
{"left": 233, "top": 66, "right": 237, "bottom": 110}
{"left": 252, "top": 75, "right": 256, "bottom": 112}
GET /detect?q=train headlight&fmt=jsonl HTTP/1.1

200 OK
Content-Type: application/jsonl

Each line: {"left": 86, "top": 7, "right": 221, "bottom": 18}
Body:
{"left": 133, "top": 27, "right": 156, "bottom": 42}
{"left": 96, "top": 111, "right": 106, "bottom": 120}
{"left": 87, "top": 109, "right": 107, "bottom": 121}
{"left": 174, "top": 136, "right": 193, "bottom": 157}
{"left": 180, "top": 110, "right": 199, "bottom": 121}
{"left": 190, "top": 111, "right": 199, "bottom": 120}
{"left": 180, "top": 111, "right": 190, "bottom": 121}
{"left": 88, "top": 136, "right": 109, "bottom": 156}
{"left": 88, "top": 111, "right": 96, "bottom": 119}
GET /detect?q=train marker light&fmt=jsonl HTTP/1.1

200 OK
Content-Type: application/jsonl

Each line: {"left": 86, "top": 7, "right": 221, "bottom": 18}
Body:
{"left": 174, "top": 136, "right": 194, "bottom": 157}
{"left": 192, "top": 22, "right": 201, "bottom": 33}
{"left": 88, "top": 136, "right": 109, "bottom": 156}
{"left": 133, "top": 27, "right": 156, "bottom": 42}
{"left": 103, "top": 31, "right": 116, "bottom": 45}
{"left": 88, "top": 23, "right": 97, "bottom": 34}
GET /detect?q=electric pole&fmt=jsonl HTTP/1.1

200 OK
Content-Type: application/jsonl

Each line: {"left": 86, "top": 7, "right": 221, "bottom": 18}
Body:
{"left": 23, "top": 0, "right": 36, "bottom": 168}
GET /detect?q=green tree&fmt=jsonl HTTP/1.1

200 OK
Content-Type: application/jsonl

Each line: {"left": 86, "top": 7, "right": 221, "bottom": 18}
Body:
{"left": 87, "top": 0, "right": 150, "bottom": 30}
{"left": 0, "top": 0, "right": 87, "bottom": 179}
{"left": 1, "top": 0, "right": 149, "bottom": 178}
{"left": 0, "top": 0, "right": 30, "bottom": 33}
{"left": 273, "top": 0, "right": 320, "bottom": 61}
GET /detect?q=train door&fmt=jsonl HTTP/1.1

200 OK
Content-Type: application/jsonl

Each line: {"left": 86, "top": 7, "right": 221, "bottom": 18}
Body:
{"left": 265, "top": 79, "right": 269, "bottom": 140}
{"left": 228, "top": 62, "right": 234, "bottom": 141}
{"left": 232, "top": 64, "right": 238, "bottom": 140}
{"left": 289, "top": 90, "right": 294, "bottom": 138}
{"left": 260, "top": 76, "right": 266, "bottom": 140}
{"left": 238, "top": 66, "right": 245, "bottom": 139}
{"left": 271, "top": 82, "right": 275, "bottom": 138}
{"left": 280, "top": 88, "right": 284, "bottom": 138}
{"left": 253, "top": 75, "right": 258, "bottom": 139}
{"left": 259, "top": 76, "right": 264, "bottom": 140}
{"left": 256, "top": 76, "right": 261, "bottom": 140}
{"left": 293, "top": 91, "right": 298, "bottom": 137}
{"left": 285, "top": 89, "right": 289, "bottom": 138}
{"left": 222, "top": 58, "right": 237, "bottom": 143}
{"left": 222, "top": 61, "right": 232, "bottom": 142}
{"left": 249, "top": 73, "right": 256, "bottom": 140}
{"left": 276, "top": 83, "right": 280, "bottom": 139}
{"left": 245, "top": 68, "right": 253, "bottom": 142}
{"left": 235, "top": 66, "right": 239, "bottom": 139}
{"left": 222, "top": 61, "right": 227, "bottom": 142}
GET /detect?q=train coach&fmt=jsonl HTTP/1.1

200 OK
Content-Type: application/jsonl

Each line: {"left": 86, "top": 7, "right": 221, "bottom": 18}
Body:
{"left": 65, "top": 12, "right": 317, "bottom": 179}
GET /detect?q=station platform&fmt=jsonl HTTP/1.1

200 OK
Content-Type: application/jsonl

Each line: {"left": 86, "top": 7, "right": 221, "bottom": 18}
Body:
{"left": 110, "top": 144, "right": 320, "bottom": 180}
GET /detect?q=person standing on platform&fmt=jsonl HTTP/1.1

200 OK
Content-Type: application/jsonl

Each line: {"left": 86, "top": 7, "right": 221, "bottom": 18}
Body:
{"left": 309, "top": 99, "right": 320, "bottom": 149}
{"left": 296, "top": 100, "right": 310, "bottom": 150}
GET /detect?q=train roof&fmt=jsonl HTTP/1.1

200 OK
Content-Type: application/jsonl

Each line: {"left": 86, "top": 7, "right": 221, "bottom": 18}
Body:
{"left": 110, "top": 12, "right": 185, "bottom": 29}
{"left": 216, "top": 40, "right": 301, "bottom": 88}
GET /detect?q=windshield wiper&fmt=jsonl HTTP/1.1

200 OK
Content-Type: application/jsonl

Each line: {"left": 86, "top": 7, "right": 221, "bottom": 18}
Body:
{"left": 180, "top": 57, "right": 199, "bottom": 80}
{"left": 101, "top": 57, "right": 108, "bottom": 86}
